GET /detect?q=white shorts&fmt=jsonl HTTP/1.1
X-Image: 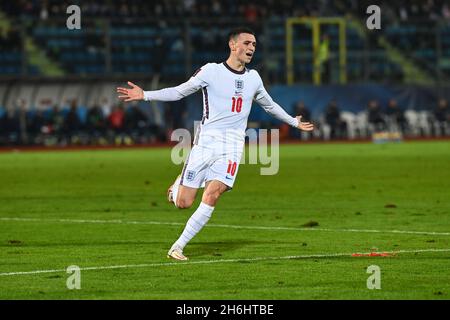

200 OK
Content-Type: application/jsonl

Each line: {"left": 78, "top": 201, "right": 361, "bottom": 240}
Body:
{"left": 180, "top": 143, "right": 242, "bottom": 190}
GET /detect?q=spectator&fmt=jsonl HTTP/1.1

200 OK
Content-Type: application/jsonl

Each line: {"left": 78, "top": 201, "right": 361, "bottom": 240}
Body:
{"left": 211, "top": 0, "right": 222, "bottom": 16}
{"left": 4, "top": 106, "right": 20, "bottom": 144}
{"left": 100, "top": 97, "right": 112, "bottom": 118}
{"left": 385, "top": 99, "right": 407, "bottom": 133}
{"left": 86, "top": 104, "right": 107, "bottom": 144}
{"left": 84, "top": 20, "right": 105, "bottom": 55}
{"left": 433, "top": 98, "right": 449, "bottom": 136}
{"left": 124, "top": 104, "right": 149, "bottom": 144}
{"left": 318, "top": 34, "right": 331, "bottom": 83}
{"left": 367, "top": 99, "right": 386, "bottom": 132}
{"left": 108, "top": 104, "right": 125, "bottom": 144}
{"left": 244, "top": 4, "right": 259, "bottom": 24}
{"left": 3, "top": 1, "right": 449, "bottom": 22}
{"left": 40, "top": 0, "right": 49, "bottom": 20}
{"left": 5, "top": 99, "right": 29, "bottom": 145}
{"left": 291, "top": 101, "right": 312, "bottom": 139}
{"left": 48, "top": 105, "right": 65, "bottom": 143}
{"left": 183, "top": 0, "right": 196, "bottom": 14}
{"left": 295, "top": 101, "right": 311, "bottom": 122}
{"left": 65, "top": 100, "right": 82, "bottom": 144}
{"left": 28, "top": 109, "right": 46, "bottom": 144}
{"left": 443, "top": 4, "right": 450, "bottom": 19}
{"left": 324, "top": 100, "right": 347, "bottom": 139}
{"left": 144, "top": 102, "right": 166, "bottom": 142}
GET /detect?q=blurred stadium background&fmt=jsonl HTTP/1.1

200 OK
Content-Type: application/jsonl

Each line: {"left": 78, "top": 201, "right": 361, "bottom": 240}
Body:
{"left": 0, "top": 0, "right": 449, "bottom": 147}
{"left": 1, "top": 1, "right": 450, "bottom": 301}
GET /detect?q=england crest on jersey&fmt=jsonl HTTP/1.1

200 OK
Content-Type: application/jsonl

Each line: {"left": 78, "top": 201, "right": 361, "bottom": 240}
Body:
{"left": 186, "top": 170, "right": 196, "bottom": 181}
{"left": 235, "top": 80, "right": 244, "bottom": 90}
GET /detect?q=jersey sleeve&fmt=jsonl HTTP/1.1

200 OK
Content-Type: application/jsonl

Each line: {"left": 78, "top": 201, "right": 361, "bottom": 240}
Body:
{"left": 190, "top": 63, "right": 214, "bottom": 87}
{"left": 253, "top": 73, "right": 299, "bottom": 127}
{"left": 143, "top": 63, "right": 213, "bottom": 102}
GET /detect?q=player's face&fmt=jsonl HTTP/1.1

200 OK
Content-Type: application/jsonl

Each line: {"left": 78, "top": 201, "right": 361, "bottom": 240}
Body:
{"left": 231, "top": 33, "right": 257, "bottom": 64}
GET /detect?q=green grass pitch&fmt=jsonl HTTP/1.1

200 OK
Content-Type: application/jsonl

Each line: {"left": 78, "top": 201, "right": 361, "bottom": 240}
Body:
{"left": 0, "top": 141, "right": 449, "bottom": 299}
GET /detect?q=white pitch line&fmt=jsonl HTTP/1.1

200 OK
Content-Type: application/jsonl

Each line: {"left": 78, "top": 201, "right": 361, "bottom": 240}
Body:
{"left": 1, "top": 248, "right": 449, "bottom": 277}
{"left": 1, "top": 217, "right": 450, "bottom": 236}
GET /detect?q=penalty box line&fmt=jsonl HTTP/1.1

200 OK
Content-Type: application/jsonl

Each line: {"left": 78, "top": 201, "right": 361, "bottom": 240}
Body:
{"left": 1, "top": 248, "right": 450, "bottom": 277}
{"left": 1, "top": 217, "right": 450, "bottom": 236}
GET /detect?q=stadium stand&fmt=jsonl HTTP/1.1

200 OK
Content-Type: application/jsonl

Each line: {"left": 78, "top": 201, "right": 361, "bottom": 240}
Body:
{"left": 0, "top": 1, "right": 449, "bottom": 146}
{"left": 0, "top": 0, "right": 407, "bottom": 81}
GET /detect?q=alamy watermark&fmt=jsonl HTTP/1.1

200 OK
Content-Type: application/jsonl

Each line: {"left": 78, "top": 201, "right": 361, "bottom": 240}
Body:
{"left": 366, "top": 265, "right": 381, "bottom": 289}
{"left": 170, "top": 121, "right": 280, "bottom": 175}
{"left": 366, "top": 5, "right": 381, "bottom": 30}
{"left": 66, "top": 5, "right": 81, "bottom": 30}
{"left": 66, "top": 265, "right": 81, "bottom": 290}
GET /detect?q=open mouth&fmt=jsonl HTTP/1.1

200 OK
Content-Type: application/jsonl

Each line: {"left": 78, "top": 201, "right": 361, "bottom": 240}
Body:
{"left": 246, "top": 53, "right": 253, "bottom": 58}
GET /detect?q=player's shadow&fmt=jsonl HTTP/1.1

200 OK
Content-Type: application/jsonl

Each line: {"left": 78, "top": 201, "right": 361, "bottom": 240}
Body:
{"left": 188, "top": 239, "right": 273, "bottom": 258}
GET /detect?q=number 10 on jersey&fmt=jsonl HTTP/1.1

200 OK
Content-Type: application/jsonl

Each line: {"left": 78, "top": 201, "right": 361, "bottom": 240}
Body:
{"left": 227, "top": 160, "right": 237, "bottom": 176}
{"left": 231, "top": 97, "right": 243, "bottom": 113}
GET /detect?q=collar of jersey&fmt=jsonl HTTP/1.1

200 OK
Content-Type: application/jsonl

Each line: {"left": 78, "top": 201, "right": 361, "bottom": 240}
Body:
{"left": 223, "top": 61, "right": 246, "bottom": 75}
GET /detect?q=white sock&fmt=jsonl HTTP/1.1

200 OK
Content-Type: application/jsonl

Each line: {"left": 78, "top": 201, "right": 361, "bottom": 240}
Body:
{"left": 174, "top": 202, "right": 215, "bottom": 250}
{"left": 172, "top": 175, "right": 181, "bottom": 207}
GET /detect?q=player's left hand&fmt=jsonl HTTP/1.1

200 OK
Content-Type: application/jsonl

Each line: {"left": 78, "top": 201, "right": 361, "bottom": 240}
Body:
{"left": 296, "top": 115, "right": 314, "bottom": 131}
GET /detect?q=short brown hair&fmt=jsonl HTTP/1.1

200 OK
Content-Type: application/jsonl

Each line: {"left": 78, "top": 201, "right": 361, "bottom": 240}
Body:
{"left": 227, "top": 27, "right": 256, "bottom": 41}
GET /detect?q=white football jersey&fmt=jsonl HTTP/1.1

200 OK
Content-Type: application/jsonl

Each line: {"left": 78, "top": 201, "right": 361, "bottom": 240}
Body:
{"left": 191, "top": 62, "right": 265, "bottom": 146}
{"left": 143, "top": 61, "right": 298, "bottom": 148}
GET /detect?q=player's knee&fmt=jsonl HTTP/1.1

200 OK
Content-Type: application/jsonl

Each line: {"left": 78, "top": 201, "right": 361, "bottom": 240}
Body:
{"left": 176, "top": 197, "right": 194, "bottom": 209}
{"left": 202, "top": 190, "right": 221, "bottom": 206}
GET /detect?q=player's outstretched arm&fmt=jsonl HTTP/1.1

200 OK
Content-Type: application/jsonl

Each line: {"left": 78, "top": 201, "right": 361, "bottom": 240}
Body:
{"left": 117, "top": 81, "right": 144, "bottom": 102}
{"left": 254, "top": 74, "right": 314, "bottom": 132}
{"left": 296, "top": 115, "right": 314, "bottom": 131}
{"left": 255, "top": 92, "right": 315, "bottom": 132}
{"left": 117, "top": 77, "right": 203, "bottom": 103}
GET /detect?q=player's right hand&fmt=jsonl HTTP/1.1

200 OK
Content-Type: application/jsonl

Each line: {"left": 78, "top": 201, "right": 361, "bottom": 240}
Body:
{"left": 117, "top": 81, "right": 144, "bottom": 101}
